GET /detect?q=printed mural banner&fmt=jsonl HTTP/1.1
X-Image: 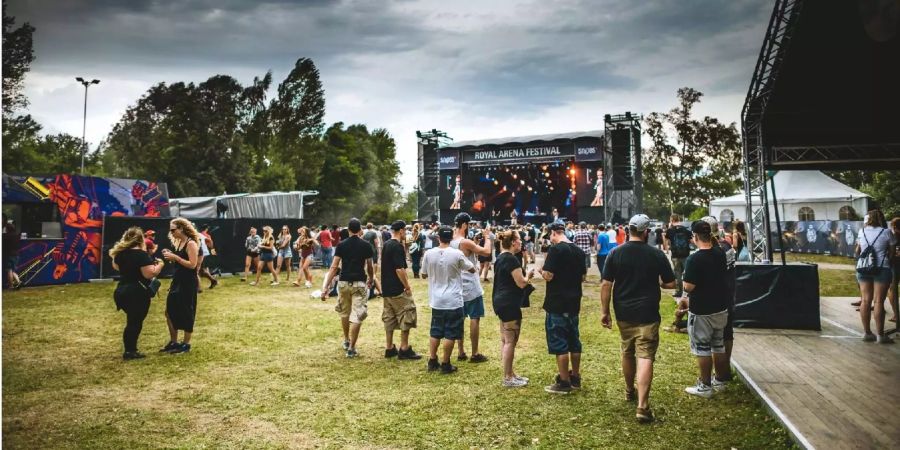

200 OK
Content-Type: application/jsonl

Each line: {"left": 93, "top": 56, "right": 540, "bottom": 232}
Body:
{"left": 2, "top": 174, "right": 170, "bottom": 286}
{"left": 771, "top": 220, "right": 862, "bottom": 258}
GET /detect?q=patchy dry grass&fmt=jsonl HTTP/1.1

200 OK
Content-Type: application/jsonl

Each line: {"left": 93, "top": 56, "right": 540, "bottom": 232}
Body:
{"left": 3, "top": 270, "right": 797, "bottom": 449}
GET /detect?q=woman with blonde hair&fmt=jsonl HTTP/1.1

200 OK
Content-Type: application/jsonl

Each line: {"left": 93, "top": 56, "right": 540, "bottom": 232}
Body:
{"left": 160, "top": 218, "right": 200, "bottom": 354}
{"left": 111, "top": 227, "right": 164, "bottom": 360}
{"left": 292, "top": 226, "right": 316, "bottom": 288}
{"left": 252, "top": 226, "right": 279, "bottom": 286}
{"left": 275, "top": 225, "right": 294, "bottom": 284}
{"left": 409, "top": 223, "right": 424, "bottom": 278}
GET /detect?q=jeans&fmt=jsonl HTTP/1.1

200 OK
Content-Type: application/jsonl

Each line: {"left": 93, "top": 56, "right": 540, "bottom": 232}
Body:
{"left": 411, "top": 251, "right": 422, "bottom": 276}
{"left": 321, "top": 247, "right": 334, "bottom": 268}
{"left": 121, "top": 296, "right": 151, "bottom": 353}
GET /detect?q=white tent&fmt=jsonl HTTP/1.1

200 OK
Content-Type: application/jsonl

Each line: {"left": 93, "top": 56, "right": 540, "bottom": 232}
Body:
{"left": 169, "top": 191, "right": 318, "bottom": 219}
{"left": 709, "top": 171, "right": 868, "bottom": 222}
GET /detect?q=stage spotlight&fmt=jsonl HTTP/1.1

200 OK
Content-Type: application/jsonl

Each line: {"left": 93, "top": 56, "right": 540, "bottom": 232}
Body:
{"left": 512, "top": 173, "right": 517, "bottom": 180}
{"left": 544, "top": 172, "right": 550, "bottom": 178}
{"left": 493, "top": 180, "right": 498, "bottom": 185}
{"left": 520, "top": 180, "right": 525, "bottom": 185}
{"left": 541, "top": 165, "right": 548, "bottom": 171}
{"left": 569, "top": 168, "right": 576, "bottom": 176}
{"left": 548, "top": 179, "right": 552, "bottom": 184}
{"left": 527, "top": 186, "right": 533, "bottom": 191}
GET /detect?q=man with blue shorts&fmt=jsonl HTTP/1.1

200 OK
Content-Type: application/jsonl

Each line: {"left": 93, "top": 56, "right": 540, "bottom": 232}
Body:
{"left": 539, "top": 222, "right": 587, "bottom": 394}
{"left": 450, "top": 212, "right": 494, "bottom": 363}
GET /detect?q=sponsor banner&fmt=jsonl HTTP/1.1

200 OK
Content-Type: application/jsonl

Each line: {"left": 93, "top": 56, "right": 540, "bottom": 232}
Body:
{"left": 574, "top": 143, "right": 603, "bottom": 162}
{"left": 438, "top": 149, "right": 460, "bottom": 170}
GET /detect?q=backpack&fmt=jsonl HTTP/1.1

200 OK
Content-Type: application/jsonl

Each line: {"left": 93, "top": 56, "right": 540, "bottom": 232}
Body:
{"left": 670, "top": 226, "right": 692, "bottom": 258}
{"left": 856, "top": 228, "right": 885, "bottom": 275}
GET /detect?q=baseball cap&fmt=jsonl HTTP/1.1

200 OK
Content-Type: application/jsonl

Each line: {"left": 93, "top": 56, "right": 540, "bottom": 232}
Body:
{"left": 700, "top": 215, "right": 719, "bottom": 230}
{"left": 578, "top": 221, "right": 587, "bottom": 227}
{"left": 691, "top": 220, "right": 712, "bottom": 235}
{"left": 438, "top": 225, "right": 454, "bottom": 243}
{"left": 454, "top": 212, "right": 472, "bottom": 226}
{"left": 628, "top": 214, "right": 651, "bottom": 232}
{"left": 145, "top": 230, "right": 156, "bottom": 236}
{"left": 549, "top": 222, "right": 566, "bottom": 232}
{"left": 391, "top": 220, "right": 406, "bottom": 231}
{"left": 348, "top": 218, "right": 362, "bottom": 233}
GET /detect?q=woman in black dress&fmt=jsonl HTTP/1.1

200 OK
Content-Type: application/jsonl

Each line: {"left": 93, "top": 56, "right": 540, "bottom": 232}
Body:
{"left": 160, "top": 218, "right": 200, "bottom": 354}
{"left": 111, "top": 227, "right": 164, "bottom": 360}
{"left": 493, "top": 230, "right": 535, "bottom": 388}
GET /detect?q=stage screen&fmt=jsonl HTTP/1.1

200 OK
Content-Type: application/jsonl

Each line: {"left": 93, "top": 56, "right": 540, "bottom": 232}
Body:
{"left": 457, "top": 161, "right": 591, "bottom": 224}
{"left": 439, "top": 172, "right": 461, "bottom": 210}
{"left": 575, "top": 163, "right": 604, "bottom": 207}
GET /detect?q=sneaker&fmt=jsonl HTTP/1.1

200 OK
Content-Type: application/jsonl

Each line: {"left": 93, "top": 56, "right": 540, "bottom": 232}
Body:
{"left": 427, "top": 358, "right": 440, "bottom": 372}
{"left": 877, "top": 334, "right": 895, "bottom": 344}
{"left": 469, "top": 354, "right": 488, "bottom": 363}
{"left": 384, "top": 345, "right": 398, "bottom": 358}
{"left": 398, "top": 346, "right": 423, "bottom": 360}
{"left": 625, "top": 388, "right": 637, "bottom": 402}
{"left": 292, "top": 281, "right": 301, "bottom": 287}
{"left": 502, "top": 377, "right": 527, "bottom": 388}
{"left": 159, "top": 341, "right": 179, "bottom": 353}
{"left": 440, "top": 362, "right": 458, "bottom": 374}
{"left": 346, "top": 349, "right": 359, "bottom": 358}
{"left": 249, "top": 281, "right": 258, "bottom": 286}
{"left": 685, "top": 379, "right": 714, "bottom": 398}
{"left": 569, "top": 371, "right": 582, "bottom": 389}
{"left": 544, "top": 376, "right": 572, "bottom": 394}
{"left": 635, "top": 407, "right": 654, "bottom": 423}
{"left": 170, "top": 343, "right": 191, "bottom": 354}
{"left": 711, "top": 377, "right": 728, "bottom": 392}
{"left": 123, "top": 351, "right": 146, "bottom": 360}
{"left": 457, "top": 353, "right": 469, "bottom": 362}
{"left": 240, "top": 278, "right": 246, "bottom": 282}
{"left": 209, "top": 279, "right": 218, "bottom": 290}
{"left": 514, "top": 375, "right": 529, "bottom": 383}
{"left": 342, "top": 340, "right": 350, "bottom": 351}
{"left": 305, "top": 281, "right": 312, "bottom": 288}
{"left": 863, "top": 333, "right": 877, "bottom": 342}
{"left": 270, "top": 281, "right": 280, "bottom": 286}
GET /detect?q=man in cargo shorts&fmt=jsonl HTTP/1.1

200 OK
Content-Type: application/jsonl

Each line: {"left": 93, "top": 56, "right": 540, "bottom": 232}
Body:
{"left": 322, "top": 218, "right": 375, "bottom": 358}
{"left": 381, "top": 220, "right": 422, "bottom": 360}
{"left": 601, "top": 214, "right": 676, "bottom": 423}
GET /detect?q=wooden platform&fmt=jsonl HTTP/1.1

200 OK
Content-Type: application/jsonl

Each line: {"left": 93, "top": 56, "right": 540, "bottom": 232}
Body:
{"left": 732, "top": 297, "right": 900, "bottom": 450}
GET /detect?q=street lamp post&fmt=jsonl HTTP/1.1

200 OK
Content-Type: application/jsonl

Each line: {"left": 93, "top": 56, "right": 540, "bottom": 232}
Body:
{"left": 75, "top": 77, "right": 100, "bottom": 174}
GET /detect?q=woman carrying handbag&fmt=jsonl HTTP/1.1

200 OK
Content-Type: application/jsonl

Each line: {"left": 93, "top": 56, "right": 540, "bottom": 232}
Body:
{"left": 110, "top": 227, "right": 164, "bottom": 360}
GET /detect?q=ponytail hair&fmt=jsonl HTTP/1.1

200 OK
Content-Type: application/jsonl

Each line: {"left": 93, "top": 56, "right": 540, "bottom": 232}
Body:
{"left": 109, "top": 227, "right": 145, "bottom": 259}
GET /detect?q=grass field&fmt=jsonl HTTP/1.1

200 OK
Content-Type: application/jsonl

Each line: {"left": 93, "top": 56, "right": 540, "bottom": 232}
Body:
{"left": 3, "top": 269, "right": 804, "bottom": 449}
{"left": 784, "top": 252, "right": 854, "bottom": 266}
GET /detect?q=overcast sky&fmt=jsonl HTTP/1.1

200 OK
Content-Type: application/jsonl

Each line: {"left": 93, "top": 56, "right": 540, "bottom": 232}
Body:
{"left": 10, "top": 0, "right": 771, "bottom": 191}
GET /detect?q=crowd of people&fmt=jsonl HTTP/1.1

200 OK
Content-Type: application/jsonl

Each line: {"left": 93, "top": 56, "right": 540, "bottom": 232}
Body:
{"left": 105, "top": 206, "right": 898, "bottom": 424}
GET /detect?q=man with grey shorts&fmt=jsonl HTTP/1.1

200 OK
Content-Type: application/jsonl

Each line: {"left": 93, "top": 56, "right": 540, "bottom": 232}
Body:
{"left": 680, "top": 220, "right": 730, "bottom": 398}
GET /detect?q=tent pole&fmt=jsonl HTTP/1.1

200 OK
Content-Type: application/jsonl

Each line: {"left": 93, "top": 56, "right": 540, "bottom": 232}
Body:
{"left": 769, "top": 173, "right": 786, "bottom": 265}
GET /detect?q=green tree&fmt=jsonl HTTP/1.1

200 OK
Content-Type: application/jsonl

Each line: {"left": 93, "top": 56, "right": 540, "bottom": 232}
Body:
{"left": 2, "top": 1, "right": 35, "bottom": 115}
{"left": 643, "top": 87, "right": 743, "bottom": 216}
{"left": 393, "top": 189, "right": 418, "bottom": 223}
{"left": 827, "top": 170, "right": 900, "bottom": 218}
{"left": 268, "top": 58, "right": 326, "bottom": 189}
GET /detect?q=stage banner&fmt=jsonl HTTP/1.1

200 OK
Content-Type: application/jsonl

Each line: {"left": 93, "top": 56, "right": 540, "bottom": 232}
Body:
{"left": 3, "top": 174, "right": 169, "bottom": 287}
{"left": 438, "top": 149, "right": 460, "bottom": 170}
{"left": 461, "top": 143, "right": 575, "bottom": 164}
{"left": 771, "top": 220, "right": 862, "bottom": 258}
{"left": 574, "top": 140, "right": 603, "bottom": 162}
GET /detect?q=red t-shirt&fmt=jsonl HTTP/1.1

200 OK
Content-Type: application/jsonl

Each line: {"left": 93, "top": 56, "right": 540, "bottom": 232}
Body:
{"left": 616, "top": 228, "right": 626, "bottom": 245}
{"left": 319, "top": 230, "right": 333, "bottom": 248}
{"left": 331, "top": 230, "right": 341, "bottom": 247}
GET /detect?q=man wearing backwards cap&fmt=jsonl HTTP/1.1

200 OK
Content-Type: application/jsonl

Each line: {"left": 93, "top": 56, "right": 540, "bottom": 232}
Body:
{"left": 700, "top": 215, "right": 736, "bottom": 382}
{"left": 681, "top": 220, "right": 731, "bottom": 398}
{"left": 380, "top": 220, "right": 422, "bottom": 361}
{"left": 449, "top": 212, "right": 494, "bottom": 363}
{"left": 322, "top": 218, "right": 375, "bottom": 358}
{"left": 600, "top": 214, "right": 676, "bottom": 423}
{"left": 144, "top": 230, "right": 158, "bottom": 257}
{"left": 421, "top": 225, "right": 476, "bottom": 374}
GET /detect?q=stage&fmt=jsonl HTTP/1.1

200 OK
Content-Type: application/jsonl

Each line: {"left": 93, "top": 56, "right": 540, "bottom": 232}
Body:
{"left": 732, "top": 297, "right": 900, "bottom": 449}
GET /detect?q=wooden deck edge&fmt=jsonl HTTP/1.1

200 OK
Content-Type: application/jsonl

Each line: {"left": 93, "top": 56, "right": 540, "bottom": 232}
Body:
{"left": 732, "top": 358, "right": 816, "bottom": 450}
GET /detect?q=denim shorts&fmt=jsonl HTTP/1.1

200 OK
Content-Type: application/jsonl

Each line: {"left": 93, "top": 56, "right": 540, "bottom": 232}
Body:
{"left": 277, "top": 247, "right": 293, "bottom": 259}
{"left": 430, "top": 307, "right": 464, "bottom": 340}
{"left": 260, "top": 251, "right": 275, "bottom": 262}
{"left": 463, "top": 296, "right": 485, "bottom": 319}
{"left": 856, "top": 267, "right": 893, "bottom": 284}
{"left": 545, "top": 313, "right": 582, "bottom": 355}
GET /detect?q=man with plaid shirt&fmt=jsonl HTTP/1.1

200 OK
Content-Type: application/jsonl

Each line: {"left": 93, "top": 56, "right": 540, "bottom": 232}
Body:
{"left": 573, "top": 222, "right": 595, "bottom": 270}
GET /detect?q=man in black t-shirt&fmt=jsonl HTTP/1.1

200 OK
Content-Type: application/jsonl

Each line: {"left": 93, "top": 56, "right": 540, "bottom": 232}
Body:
{"left": 681, "top": 220, "right": 730, "bottom": 398}
{"left": 380, "top": 220, "right": 422, "bottom": 360}
{"left": 665, "top": 214, "right": 693, "bottom": 298}
{"left": 601, "top": 214, "right": 676, "bottom": 423}
{"left": 538, "top": 222, "right": 587, "bottom": 394}
{"left": 701, "top": 215, "right": 736, "bottom": 382}
{"left": 322, "top": 218, "right": 375, "bottom": 358}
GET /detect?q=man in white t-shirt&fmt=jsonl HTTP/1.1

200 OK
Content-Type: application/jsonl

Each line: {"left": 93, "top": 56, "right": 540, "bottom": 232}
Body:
{"left": 606, "top": 224, "right": 618, "bottom": 249}
{"left": 421, "top": 226, "right": 476, "bottom": 374}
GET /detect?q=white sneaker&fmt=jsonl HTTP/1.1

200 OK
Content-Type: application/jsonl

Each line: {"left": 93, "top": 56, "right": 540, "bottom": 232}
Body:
{"left": 877, "top": 334, "right": 895, "bottom": 344}
{"left": 502, "top": 377, "right": 527, "bottom": 388}
{"left": 271, "top": 281, "right": 280, "bottom": 286}
{"left": 514, "top": 375, "right": 529, "bottom": 383}
{"left": 305, "top": 281, "right": 312, "bottom": 288}
{"left": 249, "top": 281, "right": 257, "bottom": 286}
{"left": 685, "top": 379, "right": 714, "bottom": 398}
{"left": 711, "top": 377, "right": 727, "bottom": 392}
